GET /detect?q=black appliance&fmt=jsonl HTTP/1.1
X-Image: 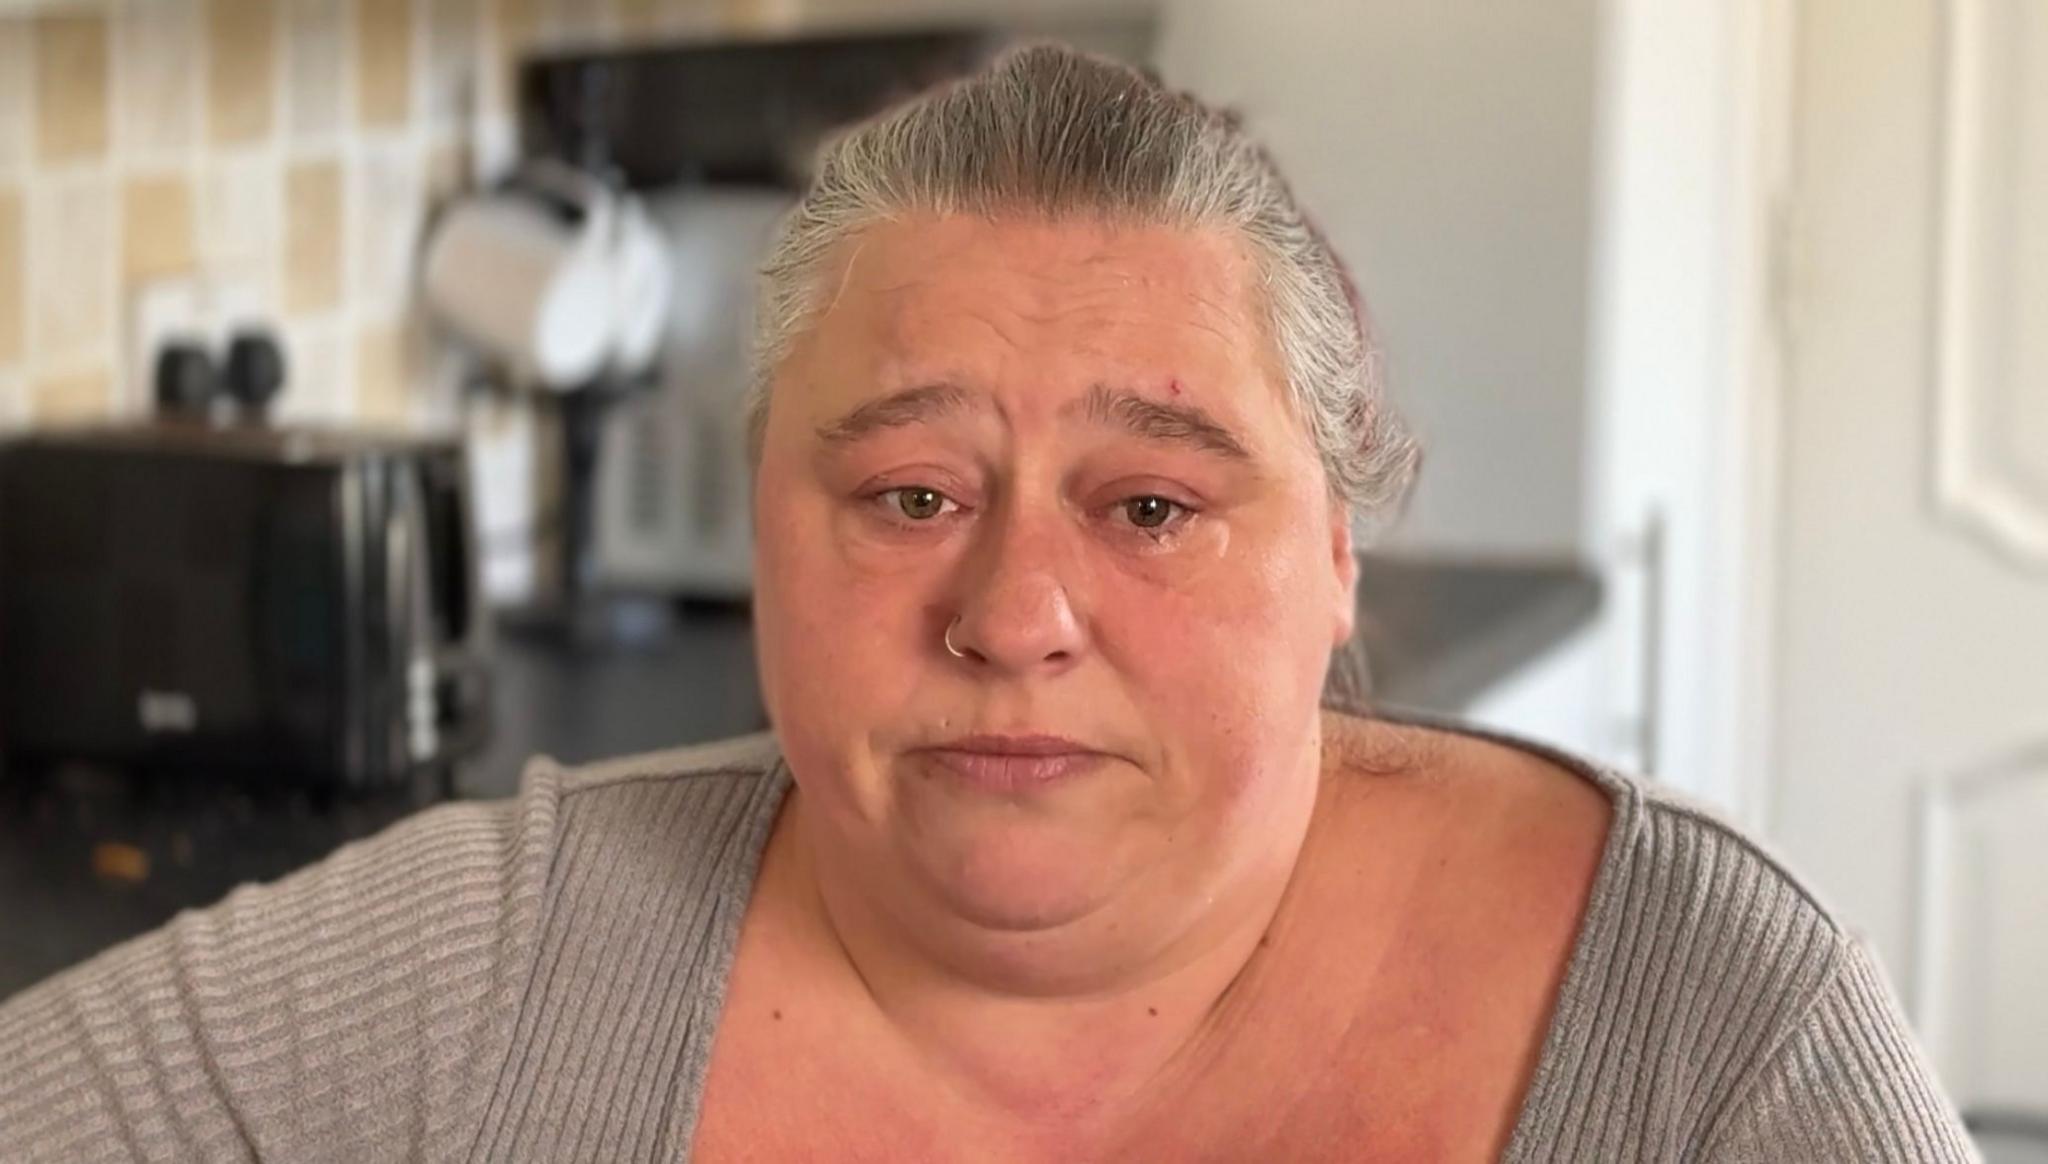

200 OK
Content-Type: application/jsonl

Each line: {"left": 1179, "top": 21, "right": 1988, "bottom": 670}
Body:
{"left": 518, "top": 31, "right": 995, "bottom": 190}
{"left": 0, "top": 424, "right": 490, "bottom": 793}
{"left": 515, "top": 22, "right": 1155, "bottom": 193}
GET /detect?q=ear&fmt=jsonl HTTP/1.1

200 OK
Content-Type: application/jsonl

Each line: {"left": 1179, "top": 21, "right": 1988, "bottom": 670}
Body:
{"left": 1328, "top": 506, "right": 1358, "bottom": 646}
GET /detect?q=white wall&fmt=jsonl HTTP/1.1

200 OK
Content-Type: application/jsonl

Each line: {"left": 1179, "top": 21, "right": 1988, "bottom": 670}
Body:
{"left": 1155, "top": 0, "right": 1601, "bottom": 556}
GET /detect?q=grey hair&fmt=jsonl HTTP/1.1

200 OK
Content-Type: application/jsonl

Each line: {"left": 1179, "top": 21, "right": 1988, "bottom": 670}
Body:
{"left": 745, "top": 42, "right": 1419, "bottom": 526}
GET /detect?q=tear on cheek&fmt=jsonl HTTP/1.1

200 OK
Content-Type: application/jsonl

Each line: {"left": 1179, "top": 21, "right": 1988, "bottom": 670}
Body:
{"left": 1116, "top": 522, "right": 1232, "bottom": 591}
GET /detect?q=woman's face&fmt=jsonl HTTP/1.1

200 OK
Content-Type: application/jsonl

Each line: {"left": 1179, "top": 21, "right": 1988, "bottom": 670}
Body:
{"left": 752, "top": 213, "right": 1357, "bottom": 958}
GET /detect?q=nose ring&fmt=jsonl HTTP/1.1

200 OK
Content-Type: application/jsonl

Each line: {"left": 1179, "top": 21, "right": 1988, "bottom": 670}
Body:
{"left": 944, "top": 617, "right": 967, "bottom": 659}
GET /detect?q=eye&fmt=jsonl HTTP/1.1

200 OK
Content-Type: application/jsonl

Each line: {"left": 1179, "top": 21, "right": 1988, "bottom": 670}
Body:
{"left": 877, "top": 486, "right": 958, "bottom": 521}
{"left": 1119, "top": 495, "right": 1191, "bottom": 532}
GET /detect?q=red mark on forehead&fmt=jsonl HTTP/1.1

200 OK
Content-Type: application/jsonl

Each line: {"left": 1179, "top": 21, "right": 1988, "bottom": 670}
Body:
{"left": 1167, "top": 378, "right": 1183, "bottom": 396}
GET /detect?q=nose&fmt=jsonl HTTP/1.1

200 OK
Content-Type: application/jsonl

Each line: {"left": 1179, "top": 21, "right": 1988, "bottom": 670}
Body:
{"left": 944, "top": 503, "right": 1087, "bottom": 675}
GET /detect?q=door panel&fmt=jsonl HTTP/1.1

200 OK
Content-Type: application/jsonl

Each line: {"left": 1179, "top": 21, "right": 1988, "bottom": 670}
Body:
{"left": 1777, "top": 0, "right": 2048, "bottom": 1142}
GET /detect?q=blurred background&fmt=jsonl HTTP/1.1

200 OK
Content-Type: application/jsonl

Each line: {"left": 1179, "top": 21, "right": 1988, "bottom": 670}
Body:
{"left": 0, "top": 0, "right": 2041, "bottom": 1156}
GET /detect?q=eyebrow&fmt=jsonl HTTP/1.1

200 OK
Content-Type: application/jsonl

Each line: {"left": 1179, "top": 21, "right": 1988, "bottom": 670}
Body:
{"left": 812, "top": 380, "right": 1255, "bottom": 463}
{"left": 814, "top": 383, "right": 977, "bottom": 445}
{"left": 1065, "top": 383, "right": 1253, "bottom": 462}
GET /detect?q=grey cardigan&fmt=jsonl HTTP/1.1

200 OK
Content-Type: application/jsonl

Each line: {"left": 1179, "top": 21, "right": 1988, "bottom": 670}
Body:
{"left": 0, "top": 717, "right": 1978, "bottom": 1162}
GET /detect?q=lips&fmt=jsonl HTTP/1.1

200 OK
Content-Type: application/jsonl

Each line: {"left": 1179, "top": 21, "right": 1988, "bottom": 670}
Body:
{"left": 920, "top": 734, "right": 1106, "bottom": 793}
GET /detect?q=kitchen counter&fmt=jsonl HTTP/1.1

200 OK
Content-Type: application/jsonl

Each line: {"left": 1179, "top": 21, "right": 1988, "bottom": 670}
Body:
{"left": 1356, "top": 552, "right": 1602, "bottom": 710}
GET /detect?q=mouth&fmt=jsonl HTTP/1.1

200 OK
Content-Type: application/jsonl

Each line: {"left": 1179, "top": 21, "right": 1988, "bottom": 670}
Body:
{"left": 919, "top": 734, "right": 1108, "bottom": 793}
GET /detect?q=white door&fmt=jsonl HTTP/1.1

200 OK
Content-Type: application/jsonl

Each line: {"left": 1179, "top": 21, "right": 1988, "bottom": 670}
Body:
{"left": 1772, "top": 0, "right": 2048, "bottom": 1144}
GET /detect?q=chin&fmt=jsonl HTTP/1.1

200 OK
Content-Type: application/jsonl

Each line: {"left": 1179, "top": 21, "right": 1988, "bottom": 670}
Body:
{"left": 904, "top": 813, "right": 1131, "bottom": 934}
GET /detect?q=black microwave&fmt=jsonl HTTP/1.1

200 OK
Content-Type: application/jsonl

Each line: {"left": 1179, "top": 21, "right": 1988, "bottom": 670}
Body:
{"left": 0, "top": 424, "right": 491, "bottom": 793}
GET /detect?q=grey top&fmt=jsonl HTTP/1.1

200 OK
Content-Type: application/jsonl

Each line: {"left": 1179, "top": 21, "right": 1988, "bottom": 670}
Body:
{"left": 0, "top": 714, "right": 1978, "bottom": 1162}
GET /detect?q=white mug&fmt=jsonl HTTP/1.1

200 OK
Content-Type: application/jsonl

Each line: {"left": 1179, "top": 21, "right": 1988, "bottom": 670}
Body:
{"left": 421, "top": 162, "right": 626, "bottom": 388}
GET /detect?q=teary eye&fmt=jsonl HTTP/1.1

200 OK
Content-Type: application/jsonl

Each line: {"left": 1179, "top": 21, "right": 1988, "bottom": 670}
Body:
{"left": 1123, "top": 496, "right": 1179, "bottom": 529}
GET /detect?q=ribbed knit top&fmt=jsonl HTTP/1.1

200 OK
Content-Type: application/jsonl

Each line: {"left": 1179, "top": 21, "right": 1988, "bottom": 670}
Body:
{"left": 0, "top": 714, "right": 1978, "bottom": 1162}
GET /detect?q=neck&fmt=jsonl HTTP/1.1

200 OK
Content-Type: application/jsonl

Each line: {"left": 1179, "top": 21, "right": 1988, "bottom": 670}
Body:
{"left": 785, "top": 752, "right": 1329, "bottom": 1134}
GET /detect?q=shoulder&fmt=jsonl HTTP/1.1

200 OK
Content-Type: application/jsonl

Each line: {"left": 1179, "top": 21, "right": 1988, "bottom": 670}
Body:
{"left": 1344, "top": 710, "right": 1852, "bottom": 979}
{"left": 0, "top": 733, "right": 792, "bottom": 1159}
{"left": 0, "top": 764, "right": 571, "bottom": 1156}
{"left": 1501, "top": 755, "right": 1881, "bottom": 1154}
{"left": 526, "top": 730, "right": 790, "bottom": 880}
{"left": 1454, "top": 726, "right": 1856, "bottom": 1039}
{"left": 460, "top": 732, "right": 790, "bottom": 1157}
{"left": 1488, "top": 760, "right": 1970, "bottom": 1156}
{"left": 1600, "top": 781, "right": 1971, "bottom": 1157}
{"left": 1340, "top": 712, "right": 1894, "bottom": 1148}
{"left": 543, "top": 729, "right": 788, "bottom": 796}
{"left": 1600, "top": 767, "right": 1851, "bottom": 1002}
{"left": 1322, "top": 711, "right": 1615, "bottom": 954}
{"left": 1692, "top": 931, "right": 1976, "bottom": 1160}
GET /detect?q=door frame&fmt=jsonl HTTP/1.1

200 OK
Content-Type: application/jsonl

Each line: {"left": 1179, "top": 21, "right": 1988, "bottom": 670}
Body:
{"left": 1584, "top": 0, "right": 1796, "bottom": 828}
{"left": 1719, "top": 0, "right": 1798, "bottom": 833}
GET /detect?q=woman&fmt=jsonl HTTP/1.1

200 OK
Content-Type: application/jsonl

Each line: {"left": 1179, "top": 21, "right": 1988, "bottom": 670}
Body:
{"left": 0, "top": 44, "right": 1972, "bottom": 1162}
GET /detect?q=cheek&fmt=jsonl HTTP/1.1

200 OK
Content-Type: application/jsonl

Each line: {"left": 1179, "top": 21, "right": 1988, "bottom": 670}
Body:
{"left": 1119, "top": 518, "right": 1327, "bottom": 678}
{"left": 1104, "top": 516, "right": 1331, "bottom": 771}
{"left": 753, "top": 471, "right": 938, "bottom": 754}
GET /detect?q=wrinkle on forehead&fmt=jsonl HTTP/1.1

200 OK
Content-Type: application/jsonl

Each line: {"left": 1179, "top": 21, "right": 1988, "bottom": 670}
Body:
{"left": 864, "top": 283, "right": 1261, "bottom": 377}
{"left": 791, "top": 213, "right": 1304, "bottom": 446}
{"left": 845, "top": 213, "right": 1261, "bottom": 309}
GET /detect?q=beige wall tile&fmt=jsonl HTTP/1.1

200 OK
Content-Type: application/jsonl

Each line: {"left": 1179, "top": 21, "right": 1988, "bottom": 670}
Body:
{"left": 199, "top": 155, "right": 281, "bottom": 282}
{"left": 34, "top": 13, "right": 111, "bottom": 162}
{"left": 31, "top": 364, "right": 112, "bottom": 423}
{"left": 425, "top": 0, "right": 479, "bottom": 124}
{"left": 353, "top": 142, "right": 422, "bottom": 312}
{"left": 425, "top": 136, "right": 472, "bottom": 200}
{"left": 549, "top": 0, "right": 603, "bottom": 45}
{"left": 0, "top": 371, "right": 24, "bottom": 430}
{"left": 492, "top": 0, "right": 540, "bottom": 52}
{"left": 413, "top": 338, "right": 464, "bottom": 428}
{"left": 116, "top": 0, "right": 201, "bottom": 156}
{"left": 0, "top": 186, "right": 21, "bottom": 367}
{"left": 504, "top": 0, "right": 586, "bottom": 49}
{"left": 485, "top": 0, "right": 542, "bottom": 114}
{"left": 6, "top": 0, "right": 548, "bottom": 433}
{"left": 285, "top": 159, "right": 345, "bottom": 314}
{"left": 29, "top": 176, "right": 112, "bottom": 363}
{"left": 481, "top": 46, "right": 514, "bottom": 118}
{"left": 358, "top": 0, "right": 414, "bottom": 128}
{"left": 665, "top": 0, "right": 725, "bottom": 35}
{"left": 614, "top": 0, "right": 661, "bottom": 35}
{"left": 277, "top": 324, "right": 345, "bottom": 421}
{"left": 284, "top": 0, "right": 350, "bottom": 140}
{"left": 725, "top": 0, "right": 798, "bottom": 33}
{"left": 122, "top": 174, "right": 198, "bottom": 286}
{"left": 356, "top": 320, "right": 419, "bottom": 422}
{"left": 0, "top": 23, "right": 30, "bottom": 172}
{"left": 208, "top": 0, "right": 277, "bottom": 144}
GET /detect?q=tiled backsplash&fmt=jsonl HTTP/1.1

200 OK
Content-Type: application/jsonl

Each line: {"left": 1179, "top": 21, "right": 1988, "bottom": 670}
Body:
{"left": 0, "top": 0, "right": 779, "bottom": 431}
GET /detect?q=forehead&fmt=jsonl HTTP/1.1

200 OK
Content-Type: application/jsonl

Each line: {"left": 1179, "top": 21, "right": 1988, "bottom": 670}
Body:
{"left": 806, "top": 214, "right": 1280, "bottom": 394}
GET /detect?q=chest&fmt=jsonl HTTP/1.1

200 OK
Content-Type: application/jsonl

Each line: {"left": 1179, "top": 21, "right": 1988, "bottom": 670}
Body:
{"left": 685, "top": 728, "right": 1606, "bottom": 1162}
{"left": 687, "top": 942, "right": 1546, "bottom": 1164}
